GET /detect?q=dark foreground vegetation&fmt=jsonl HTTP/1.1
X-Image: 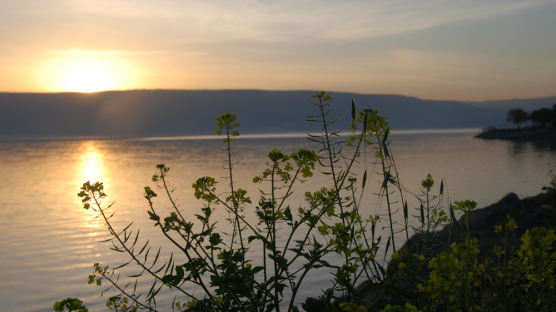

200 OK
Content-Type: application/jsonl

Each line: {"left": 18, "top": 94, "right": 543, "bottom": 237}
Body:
{"left": 55, "top": 93, "right": 555, "bottom": 311}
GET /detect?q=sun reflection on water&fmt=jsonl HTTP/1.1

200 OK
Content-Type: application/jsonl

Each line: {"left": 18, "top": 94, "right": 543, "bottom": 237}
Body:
{"left": 80, "top": 144, "right": 105, "bottom": 184}
{"left": 76, "top": 143, "right": 110, "bottom": 226}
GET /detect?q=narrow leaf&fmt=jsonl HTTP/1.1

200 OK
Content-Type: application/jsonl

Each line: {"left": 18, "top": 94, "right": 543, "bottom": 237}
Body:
{"left": 351, "top": 99, "right": 355, "bottom": 120}
{"left": 420, "top": 202, "right": 425, "bottom": 224}
{"left": 384, "top": 236, "right": 391, "bottom": 261}
{"left": 363, "top": 113, "right": 367, "bottom": 133}
{"left": 440, "top": 179, "right": 444, "bottom": 195}
{"left": 151, "top": 247, "right": 161, "bottom": 267}
{"left": 362, "top": 169, "right": 367, "bottom": 190}
{"left": 449, "top": 203, "right": 457, "bottom": 225}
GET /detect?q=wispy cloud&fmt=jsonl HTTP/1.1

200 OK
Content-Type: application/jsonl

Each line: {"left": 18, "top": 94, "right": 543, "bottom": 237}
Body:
{"left": 44, "top": 0, "right": 553, "bottom": 43}
{"left": 46, "top": 49, "right": 174, "bottom": 56}
{"left": 1, "top": 0, "right": 555, "bottom": 99}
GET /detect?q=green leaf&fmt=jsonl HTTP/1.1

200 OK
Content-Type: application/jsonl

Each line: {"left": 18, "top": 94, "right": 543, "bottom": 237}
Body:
{"left": 210, "top": 233, "right": 222, "bottom": 246}
{"left": 351, "top": 99, "right": 355, "bottom": 120}
{"left": 362, "top": 169, "right": 367, "bottom": 190}
{"left": 284, "top": 207, "right": 293, "bottom": 222}
{"left": 384, "top": 236, "right": 391, "bottom": 261}
{"left": 440, "top": 179, "right": 444, "bottom": 195}
{"left": 162, "top": 274, "right": 174, "bottom": 284}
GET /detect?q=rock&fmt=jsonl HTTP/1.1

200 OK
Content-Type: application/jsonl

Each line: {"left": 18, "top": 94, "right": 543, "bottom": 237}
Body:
{"left": 369, "top": 190, "right": 556, "bottom": 309}
{"left": 317, "top": 190, "right": 556, "bottom": 310}
{"left": 397, "top": 191, "right": 555, "bottom": 258}
{"left": 456, "top": 193, "right": 519, "bottom": 233}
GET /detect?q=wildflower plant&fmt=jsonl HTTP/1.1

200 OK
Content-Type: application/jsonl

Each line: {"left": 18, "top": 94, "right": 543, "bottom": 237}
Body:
{"left": 74, "top": 92, "right": 406, "bottom": 311}
{"left": 63, "top": 92, "right": 556, "bottom": 312}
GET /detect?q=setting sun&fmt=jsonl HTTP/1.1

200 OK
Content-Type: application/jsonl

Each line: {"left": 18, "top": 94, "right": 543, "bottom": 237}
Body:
{"left": 61, "top": 59, "right": 113, "bottom": 92}
{"left": 38, "top": 50, "right": 138, "bottom": 92}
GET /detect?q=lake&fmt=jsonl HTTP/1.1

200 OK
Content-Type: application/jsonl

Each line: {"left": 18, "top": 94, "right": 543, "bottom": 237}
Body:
{"left": 0, "top": 130, "right": 554, "bottom": 311}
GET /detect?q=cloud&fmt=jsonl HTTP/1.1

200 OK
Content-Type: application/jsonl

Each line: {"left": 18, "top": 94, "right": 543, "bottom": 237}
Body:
{"left": 33, "top": 0, "right": 552, "bottom": 43}
{"left": 1, "top": 0, "right": 555, "bottom": 99}
{"left": 46, "top": 49, "right": 174, "bottom": 57}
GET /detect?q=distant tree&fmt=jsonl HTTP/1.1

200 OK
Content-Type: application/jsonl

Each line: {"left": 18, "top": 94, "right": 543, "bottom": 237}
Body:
{"left": 553, "top": 104, "right": 556, "bottom": 127}
{"left": 507, "top": 108, "right": 529, "bottom": 128}
{"left": 530, "top": 108, "right": 553, "bottom": 127}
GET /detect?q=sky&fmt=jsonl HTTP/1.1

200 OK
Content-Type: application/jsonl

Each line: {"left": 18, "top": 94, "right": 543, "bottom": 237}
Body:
{"left": 1, "top": 0, "right": 555, "bottom": 100}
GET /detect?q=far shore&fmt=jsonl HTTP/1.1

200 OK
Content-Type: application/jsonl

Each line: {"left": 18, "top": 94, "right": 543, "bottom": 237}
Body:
{"left": 475, "top": 126, "right": 556, "bottom": 143}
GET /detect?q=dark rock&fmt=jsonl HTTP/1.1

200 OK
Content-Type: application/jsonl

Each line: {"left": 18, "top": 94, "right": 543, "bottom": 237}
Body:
{"left": 317, "top": 191, "right": 555, "bottom": 310}
{"left": 518, "top": 204, "right": 555, "bottom": 229}
{"left": 360, "top": 190, "right": 556, "bottom": 310}
{"left": 397, "top": 191, "right": 555, "bottom": 259}
{"left": 457, "top": 193, "right": 519, "bottom": 233}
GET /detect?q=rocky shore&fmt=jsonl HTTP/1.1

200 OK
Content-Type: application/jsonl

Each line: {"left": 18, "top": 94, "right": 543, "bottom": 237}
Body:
{"left": 348, "top": 189, "right": 556, "bottom": 310}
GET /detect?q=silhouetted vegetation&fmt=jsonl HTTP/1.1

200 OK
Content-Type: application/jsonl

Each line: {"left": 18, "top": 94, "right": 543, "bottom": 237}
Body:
{"left": 478, "top": 105, "right": 556, "bottom": 142}
{"left": 57, "top": 93, "right": 556, "bottom": 311}
{"left": 506, "top": 108, "right": 529, "bottom": 128}
{"left": 530, "top": 107, "right": 555, "bottom": 127}
{"left": 506, "top": 104, "right": 556, "bottom": 128}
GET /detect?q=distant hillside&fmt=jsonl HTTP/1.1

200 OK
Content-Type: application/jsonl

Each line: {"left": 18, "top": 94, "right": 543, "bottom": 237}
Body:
{"left": 466, "top": 97, "right": 556, "bottom": 111}
{"left": 0, "top": 90, "right": 552, "bottom": 138}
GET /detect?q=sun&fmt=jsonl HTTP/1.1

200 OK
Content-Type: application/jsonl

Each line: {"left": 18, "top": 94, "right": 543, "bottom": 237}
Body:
{"left": 39, "top": 50, "right": 137, "bottom": 92}
{"left": 61, "top": 59, "right": 114, "bottom": 92}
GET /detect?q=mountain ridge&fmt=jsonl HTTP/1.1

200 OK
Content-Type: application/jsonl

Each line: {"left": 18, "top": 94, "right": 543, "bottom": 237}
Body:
{"left": 1, "top": 90, "right": 554, "bottom": 138}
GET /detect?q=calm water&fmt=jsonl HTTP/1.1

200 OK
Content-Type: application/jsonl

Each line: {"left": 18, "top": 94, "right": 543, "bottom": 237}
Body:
{"left": 0, "top": 131, "right": 554, "bottom": 311}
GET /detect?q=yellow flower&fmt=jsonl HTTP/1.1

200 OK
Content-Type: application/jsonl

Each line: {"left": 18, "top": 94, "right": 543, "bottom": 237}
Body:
{"left": 391, "top": 251, "right": 400, "bottom": 261}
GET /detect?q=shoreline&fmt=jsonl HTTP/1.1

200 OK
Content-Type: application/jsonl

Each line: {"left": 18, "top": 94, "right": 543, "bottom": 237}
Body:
{"left": 350, "top": 189, "right": 556, "bottom": 309}
{"left": 475, "top": 126, "right": 556, "bottom": 142}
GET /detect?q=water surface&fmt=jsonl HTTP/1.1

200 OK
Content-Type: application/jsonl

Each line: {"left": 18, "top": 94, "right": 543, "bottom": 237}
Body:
{"left": 0, "top": 131, "right": 554, "bottom": 311}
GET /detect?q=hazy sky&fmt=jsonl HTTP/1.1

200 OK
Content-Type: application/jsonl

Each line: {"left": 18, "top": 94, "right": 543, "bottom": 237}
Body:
{"left": 1, "top": 0, "right": 555, "bottom": 100}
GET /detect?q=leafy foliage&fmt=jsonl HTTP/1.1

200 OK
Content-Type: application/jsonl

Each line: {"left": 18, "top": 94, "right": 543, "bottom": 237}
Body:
{"left": 506, "top": 108, "right": 529, "bottom": 127}
{"left": 529, "top": 107, "right": 554, "bottom": 126}
{"left": 53, "top": 298, "right": 88, "bottom": 312}
{"left": 70, "top": 92, "right": 405, "bottom": 311}
{"left": 61, "top": 93, "right": 556, "bottom": 311}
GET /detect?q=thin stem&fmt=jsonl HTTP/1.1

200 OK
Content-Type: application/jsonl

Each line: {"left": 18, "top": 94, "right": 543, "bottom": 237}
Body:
{"left": 146, "top": 199, "right": 219, "bottom": 304}
{"left": 91, "top": 192, "right": 196, "bottom": 300}
{"left": 206, "top": 188, "right": 262, "bottom": 239}
{"left": 377, "top": 135, "right": 396, "bottom": 253}
{"left": 385, "top": 144, "right": 410, "bottom": 240}
{"left": 99, "top": 271, "right": 157, "bottom": 311}
{"left": 317, "top": 98, "right": 345, "bottom": 220}
{"left": 271, "top": 162, "right": 280, "bottom": 312}
{"left": 226, "top": 127, "right": 246, "bottom": 258}
{"left": 159, "top": 171, "right": 187, "bottom": 229}
{"left": 426, "top": 189, "right": 430, "bottom": 233}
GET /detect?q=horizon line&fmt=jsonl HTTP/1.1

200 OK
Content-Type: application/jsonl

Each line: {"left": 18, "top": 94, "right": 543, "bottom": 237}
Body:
{"left": 1, "top": 88, "right": 555, "bottom": 103}
{"left": 0, "top": 128, "right": 483, "bottom": 143}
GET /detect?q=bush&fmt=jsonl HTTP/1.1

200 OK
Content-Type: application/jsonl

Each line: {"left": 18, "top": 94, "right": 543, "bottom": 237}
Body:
{"left": 62, "top": 92, "right": 556, "bottom": 311}
{"left": 73, "top": 92, "right": 409, "bottom": 311}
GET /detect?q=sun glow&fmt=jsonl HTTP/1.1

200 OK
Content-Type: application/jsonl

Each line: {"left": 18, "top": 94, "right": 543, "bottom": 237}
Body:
{"left": 75, "top": 143, "right": 108, "bottom": 227}
{"left": 39, "top": 50, "right": 138, "bottom": 92}
{"left": 79, "top": 144, "right": 105, "bottom": 184}
{"left": 62, "top": 59, "right": 113, "bottom": 92}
